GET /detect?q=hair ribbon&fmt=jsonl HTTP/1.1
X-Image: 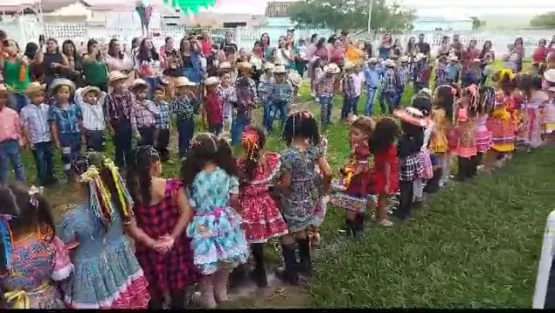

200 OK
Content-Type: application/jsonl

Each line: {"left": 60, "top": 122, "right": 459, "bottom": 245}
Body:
{"left": 241, "top": 128, "right": 259, "bottom": 160}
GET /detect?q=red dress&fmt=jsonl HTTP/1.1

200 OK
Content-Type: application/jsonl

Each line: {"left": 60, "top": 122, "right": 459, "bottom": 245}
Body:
{"left": 370, "top": 145, "right": 399, "bottom": 195}
{"left": 345, "top": 143, "right": 372, "bottom": 197}
{"left": 133, "top": 179, "right": 199, "bottom": 295}
{"left": 238, "top": 153, "right": 289, "bottom": 243}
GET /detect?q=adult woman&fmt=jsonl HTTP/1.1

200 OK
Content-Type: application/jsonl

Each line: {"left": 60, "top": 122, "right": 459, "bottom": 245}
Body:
{"left": 505, "top": 37, "right": 524, "bottom": 73}
{"left": 82, "top": 39, "right": 109, "bottom": 92}
{"left": 295, "top": 38, "right": 309, "bottom": 76}
{"left": 159, "top": 37, "right": 177, "bottom": 70}
{"left": 329, "top": 37, "right": 345, "bottom": 67}
{"left": 136, "top": 38, "right": 161, "bottom": 96}
{"left": 251, "top": 40, "right": 264, "bottom": 82}
{"left": 462, "top": 39, "right": 480, "bottom": 70}
{"left": 378, "top": 33, "right": 393, "bottom": 60}
{"left": 23, "top": 42, "right": 42, "bottom": 82}
{"left": 130, "top": 37, "right": 141, "bottom": 67}
{"left": 479, "top": 40, "right": 495, "bottom": 85}
{"left": 1, "top": 39, "right": 31, "bottom": 111}
{"left": 391, "top": 38, "right": 403, "bottom": 58}
{"left": 532, "top": 39, "right": 548, "bottom": 66}
{"left": 62, "top": 40, "right": 84, "bottom": 87}
{"left": 106, "top": 39, "right": 134, "bottom": 74}
{"left": 36, "top": 38, "right": 71, "bottom": 88}
{"left": 159, "top": 37, "right": 181, "bottom": 96}
{"left": 363, "top": 41, "right": 373, "bottom": 59}
{"left": 179, "top": 37, "right": 203, "bottom": 97}
{"left": 437, "top": 36, "right": 451, "bottom": 57}
{"left": 275, "top": 36, "right": 295, "bottom": 70}
{"left": 307, "top": 34, "right": 319, "bottom": 60}
{"left": 406, "top": 37, "right": 417, "bottom": 58}
{"left": 260, "top": 32, "right": 274, "bottom": 62}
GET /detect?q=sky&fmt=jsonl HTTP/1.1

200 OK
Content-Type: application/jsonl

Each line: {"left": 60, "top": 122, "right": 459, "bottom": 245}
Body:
{"left": 208, "top": 0, "right": 555, "bottom": 16}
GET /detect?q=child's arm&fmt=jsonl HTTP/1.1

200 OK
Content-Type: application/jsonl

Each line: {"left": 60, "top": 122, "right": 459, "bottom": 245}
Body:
{"left": 146, "top": 101, "right": 160, "bottom": 117}
{"left": 166, "top": 186, "right": 194, "bottom": 242}
{"left": 129, "top": 105, "right": 140, "bottom": 139}
{"left": 50, "top": 122, "right": 60, "bottom": 149}
{"left": 317, "top": 155, "right": 333, "bottom": 193}
{"left": 124, "top": 217, "right": 161, "bottom": 250}
{"left": 383, "top": 161, "right": 391, "bottom": 192}
{"left": 201, "top": 98, "right": 208, "bottom": 128}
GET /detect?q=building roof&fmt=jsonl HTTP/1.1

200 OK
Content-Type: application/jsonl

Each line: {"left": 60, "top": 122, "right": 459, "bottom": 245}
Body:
{"left": 0, "top": 0, "right": 86, "bottom": 14}
{"left": 264, "top": 1, "right": 296, "bottom": 18}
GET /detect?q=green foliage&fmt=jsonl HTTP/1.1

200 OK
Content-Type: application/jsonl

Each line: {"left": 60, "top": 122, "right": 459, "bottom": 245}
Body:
{"left": 470, "top": 16, "right": 486, "bottom": 30}
{"left": 530, "top": 11, "right": 555, "bottom": 29}
{"left": 288, "top": 0, "right": 416, "bottom": 32}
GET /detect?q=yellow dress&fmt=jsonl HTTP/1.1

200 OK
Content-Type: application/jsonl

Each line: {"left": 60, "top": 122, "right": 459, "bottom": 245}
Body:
{"left": 430, "top": 108, "right": 449, "bottom": 153}
{"left": 487, "top": 93, "right": 516, "bottom": 153}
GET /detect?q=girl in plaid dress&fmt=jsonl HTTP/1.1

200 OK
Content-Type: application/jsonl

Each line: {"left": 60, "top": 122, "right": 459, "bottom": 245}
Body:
{"left": 392, "top": 108, "right": 425, "bottom": 222}
{"left": 126, "top": 146, "right": 199, "bottom": 309}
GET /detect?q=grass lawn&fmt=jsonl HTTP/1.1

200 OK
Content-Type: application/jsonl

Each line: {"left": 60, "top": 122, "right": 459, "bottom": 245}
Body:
{"left": 9, "top": 60, "right": 548, "bottom": 308}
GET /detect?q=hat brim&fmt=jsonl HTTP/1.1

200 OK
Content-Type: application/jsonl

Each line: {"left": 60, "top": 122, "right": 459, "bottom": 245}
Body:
{"left": 175, "top": 82, "right": 197, "bottom": 87}
{"left": 130, "top": 82, "right": 149, "bottom": 90}
{"left": 393, "top": 110, "right": 426, "bottom": 127}
{"left": 109, "top": 76, "right": 129, "bottom": 84}
{"left": 81, "top": 86, "right": 101, "bottom": 96}
{"left": 49, "top": 79, "right": 76, "bottom": 94}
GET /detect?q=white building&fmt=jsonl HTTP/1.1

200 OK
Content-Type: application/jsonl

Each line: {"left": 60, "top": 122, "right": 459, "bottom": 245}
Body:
{"left": 412, "top": 14, "right": 474, "bottom": 31}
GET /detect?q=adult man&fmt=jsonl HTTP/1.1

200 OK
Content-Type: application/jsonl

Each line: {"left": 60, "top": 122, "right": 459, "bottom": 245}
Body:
{"left": 417, "top": 33, "right": 431, "bottom": 58}
{"left": 220, "top": 31, "right": 238, "bottom": 57}
{"left": 451, "top": 34, "right": 464, "bottom": 60}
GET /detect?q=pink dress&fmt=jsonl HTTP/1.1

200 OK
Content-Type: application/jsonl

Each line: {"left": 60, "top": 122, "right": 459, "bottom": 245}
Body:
{"left": 474, "top": 113, "right": 492, "bottom": 153}
{"left": 518, "top": 101, "right": 544, "bottom": 148}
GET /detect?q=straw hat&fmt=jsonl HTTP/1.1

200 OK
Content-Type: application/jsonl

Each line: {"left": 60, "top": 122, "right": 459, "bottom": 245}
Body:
{"left": 344, "top": 61, "right": 356, "bottom": 71}
{"left": 544, "top": 69, "right": 555, "bottom": 83}
{"left": 174, "top": 76, "right": 197, "bottom": 88}
{"left": 0, "top": 84, "right": 8, "bottom": 95}
{"left": 394, "top": 107, "right": 427, "bottom": 127}
{"left": 324, "top": 63, "right": 340, "bottom": 74}
{"left": 384, "top": 59, "right": 396, "bottom": 67}
{"left": 49, "top": 78, "right": 75, "bottom": 94}
{"left": 274, "top": 65, "right": 287, "bottom": 74}
{"left": 218, "top": 61, "right": 232, "bottom": 71}
{"left": 80, "top": 86, "right": 101, "bottom": 97}
{"left": 415, "top": 53, "right": 426, "bottom": 61}
{"left": 368, "top": 57, "right": 378, "bottom": 64}
{"left": 400, "top": 56, "right": 409, "bottom": 63}
{"left": 263, "top": 63, "right": 276, "bottom": 72}
{"left": 289, "top": 70, "right": 302, "bottom": 87}
{"left": 108, "top": 71, "right": 129, "bottom": 84}
{"left": 448, "top": 55, "right": 459, "bottom": 62}
{"left": 205, "top": 76, "right": 220, "bottom": 86}
{"left": 237, "top": 61, "right": 253, "bottom": 71}
{"left": 25, "top": 82, "right": 46, "bottom": 96}
{"left": 130, "top": 78, "right": 149, "bottom": 90}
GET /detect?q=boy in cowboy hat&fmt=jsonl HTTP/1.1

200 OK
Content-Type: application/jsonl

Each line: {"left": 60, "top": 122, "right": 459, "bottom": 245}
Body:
{"left": 0, "top": 84, "right": 25, "bottom": 184}
{"left": 105, "top": 70, "right": 134, "bottom": 168}
{"left": 259, "top": 63, "right": 275, "bottom": 131}
{"left": 363, "top": 57, "right": 383, "bottom": 116}
{"left": 379, "top": 59, "right": 401, "bottom": 114}
{"left": 47, "top": 78, "right": 83, "bottom": 180}
{"left": 396, "top": 56, "right": 411, "bottom": 106}
{"left": 129, "top": 78, "right": 160, "bottom": 146}
{"left": 267, "top": 65, "right": 293, "bottom": 131}
{"left": 415, "top": 55, "right": 432, "bottom": 93}
{"left": 232, "top": 62, "right": 258, "bottom": 145}
{"left": 316, "top": 63, "right": 340, "bottom": 127}
{"left": 445, "top": 55, "right": 461, "bottom": 84}
{"left": 203, "top": 76, "right": 224, "bottom": 135}
{"left": 21, "top": 82, "right": 56, "bottom": 186}
{"left": 75, "top": 85, "right": 106, "bottom": 152}
{"left": 341, "top": 62, "right": 358, "bottom": 121}
{"left": 152, "top": 84, "right": 172, "bottom": 163}
{"left": 171, "top": 76, "right": 198, "bottom": 158}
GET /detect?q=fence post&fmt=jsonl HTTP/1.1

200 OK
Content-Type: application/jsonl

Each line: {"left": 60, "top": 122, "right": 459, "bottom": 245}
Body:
{"left": 533, "top": 210, "right": 555, "bottom": 309}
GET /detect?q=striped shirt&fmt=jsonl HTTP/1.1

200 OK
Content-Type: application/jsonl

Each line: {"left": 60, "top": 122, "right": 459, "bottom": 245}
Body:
{"left": 131, "top": 100, "right": 160, "bottom": 135}
{"left": 20, "top": 103, "right": 51, "bottom": 144}
{"left": 76, "top": 89, "right": 106, "bottom": 131}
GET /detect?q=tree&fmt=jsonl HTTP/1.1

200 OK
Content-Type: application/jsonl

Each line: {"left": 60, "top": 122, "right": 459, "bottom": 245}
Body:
{"left": 288, "top": 0, "right": 415, "bottom": 32}
{"left": 470, "top": 16, "right": 486, "bottom": 30}
{"left": 530, "top": 12, "right": 555, "bottom": 29}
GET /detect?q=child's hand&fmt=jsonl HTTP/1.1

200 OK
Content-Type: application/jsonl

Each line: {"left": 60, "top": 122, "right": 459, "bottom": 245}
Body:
{"left": 55, "top": 141, "right": 61, "bottom": 150}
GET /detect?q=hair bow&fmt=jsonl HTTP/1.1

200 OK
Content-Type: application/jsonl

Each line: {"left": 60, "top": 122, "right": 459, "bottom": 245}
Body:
{"left": 241, "top": 128, "right": 260, "bottom": 160}
{"left": 28, "top": 185, "right": 43, "bottom": 208}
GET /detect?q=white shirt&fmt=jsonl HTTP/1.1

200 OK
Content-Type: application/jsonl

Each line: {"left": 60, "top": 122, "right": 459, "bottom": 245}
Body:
{"left": 352, "top": 72, "right": 365, "bottom": 97}
{"left": 75, "top": 88, "right": 106, "bottom": 131}
{"left": 422, "top": 122, "right": 434, "bottom": 152}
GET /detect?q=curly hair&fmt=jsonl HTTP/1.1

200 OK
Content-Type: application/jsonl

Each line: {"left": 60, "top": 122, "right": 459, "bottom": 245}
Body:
{"left": 411, "top": 96, "right": 433, "bottom": 117}
{"left": 351, "top": 116, "right": 376, "bottom": 137}
{"left": 282, "top": 111, "right": 320, "bottom": 146}
{"left": 369, "top": 117, "right": 400, "bottom": 155}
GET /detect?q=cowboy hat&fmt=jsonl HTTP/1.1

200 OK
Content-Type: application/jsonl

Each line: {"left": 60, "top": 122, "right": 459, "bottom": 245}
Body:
{"left": 324, "top": 63, "right": 340, "bottom": 74}
{"left": 471, "top": 58, "right": 481, "bottom": 64}
{"left": 130, "top": 78, "right": 149, "bottom": 90}
{"left": 237, "top": 61, "right": 253, "bottom": 71}
{"left": 394, "top": 107, "right": 427, "bottom": 127}
{"left": 289, "top": 71, "right": 302, "bottom": 87}
{"left": 368, "top": 57, "right": 378, "bottom": 64}
{"left": 49, "top": 78, "right": 75, "bottom": 94}
{"left": 544, "top": 69, "right": 555, "bottom": 83}
{"left": 415, "top": 53, "right": 426, "bottom": 61}
{"left": 400, "top": 56, "right": 409, "bottom": 63}
{"left": 385, "top": 59, "right": 396, "bottom": 67}
{"left": 205, "top": 76, "right": 220, "bottom": 86}
{"left": 174, "top": 76, "right": 197, "bottom": 88}
{"left": 80, "top": 86, "right": 101, "bottom": 97}
{"left": 25, "top": 82, "right": 46, "bottom": 96}
{"left": 108, "top": 71, "right": 129, "bottom": 84}
{"left": 218, "top": 61, "right": 232, "bottom": 71}
{"left": 448, "top": 55, "right": 459, "bottom": 62}
{"left": 274, "top": 65, "right": 287, "bottom": 74}
{"left": 263, "top": 63, "right": 276, "bottom": 72}
{"left": 344, "top": 61, "right": 356, "bottom": 71}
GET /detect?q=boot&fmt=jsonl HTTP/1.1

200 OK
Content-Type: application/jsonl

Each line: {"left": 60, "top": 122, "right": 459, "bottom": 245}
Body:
{"left": 424, "top": 168, "right": 442, "bottom": 194}
{"left": 354, "top": 213, "right": 364, "bottom": 233}
{"left": 338, "top": 219, "right": 355, "bottom": 236}
{"left": 192, "top": 275, "right": 217, "bottom": 308}
{"left": 228, "top": 263, "right": 249, "bottom": 289}
{"left": 297, "top": 238, "right": 313, "bottom": 278}
{"left": 275, "top": 244, "right": 299, "bottom": 285}
{"left": 455, "top": 157, "right": 467, "bottom": 182}
{"left": 250, "top": 243, "right": 268, "bottom": 288}
{"left": 214, "top": 268, "right": 231, "bottom": 303}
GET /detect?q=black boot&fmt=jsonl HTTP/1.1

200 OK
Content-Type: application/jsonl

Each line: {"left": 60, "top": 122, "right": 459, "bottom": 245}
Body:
{"left": 455, "top": 157, "right": 467, "bottom": 182}
{"left": 424, "top": 168, "right": 442, "bottom": 194}
{"left": 250, "top": 243, "right": 268, "bottom": 288}
{"left": 338, "top": 218, "right": 356, "bottom": 237}
{"left": 297, "top": 238, "right": 313, "bottom": 278}
{"left": 275, "top": 244, "right": 299, "bottom": 285}
{"left": 354, "top": 213, "right": 365, "bottom": 233}
{"left": 229, "top": 263, "right": 249, "bottom": 289}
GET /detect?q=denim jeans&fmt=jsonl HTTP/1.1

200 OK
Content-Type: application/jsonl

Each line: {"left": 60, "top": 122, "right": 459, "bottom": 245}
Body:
{"left": 177, "top": 118, "right": 195, "bottom": 158}
{"left": 84, "top": 129, "right": 106, "bottom": 152}
{"left": 58, "top": 132, "right": 81, "bottom": 176}
{"left": 113, "top": 121, "right": 133, "bottom": 169}
{"left": 231, "top": 114, "right": 251, "bottom": 145}
{"left": 262, "top": 101, "right": 272, "bottom": 132}
{"left": 365, "top": 87, "right": 378, "bottom": 116}
{"left": 341, "top": 96, "right": 359, "bottom": 119}
{"left": 155, "top": 128, "right": 170, "bottom": 162}
{"left": 209, "top": 123, "right": 223, "bottom": 135}
{"left": 268, "top": 100, "right": 288, "bottom": 132}
{"left": 319, "top": 96, "right": 333, "bottom": 126}
{"left": 138, "top": 126, "right": 155, "bottom": 146}
{"left": 0, "top": 139, "right": 25, "bottom": 184}
{"left": 379, "top": 91, "right": 396, "bottom": 114}
{"left": 395, "top": 86, "right": 405, "bottom": 107}
{"left": 32, "top": 141, "right": 55, "bottom": 185}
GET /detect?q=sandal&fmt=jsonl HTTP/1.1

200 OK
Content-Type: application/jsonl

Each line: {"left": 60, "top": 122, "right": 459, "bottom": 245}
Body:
{"left": 376, "top": 219, "right": 393, "bottom": 227}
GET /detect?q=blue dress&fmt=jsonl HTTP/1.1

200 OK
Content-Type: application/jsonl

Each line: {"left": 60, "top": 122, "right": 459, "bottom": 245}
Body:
{"left": 56, "top": 204, "right": 150, "bottom": 309}
{"left": 186, "top": 167, "right": 249, "bottom": 275}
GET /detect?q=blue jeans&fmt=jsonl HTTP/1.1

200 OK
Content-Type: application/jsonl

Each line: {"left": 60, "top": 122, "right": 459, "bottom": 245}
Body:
{"left": 365, "top": 87, "right": 378, "bottom": 116}
{"left": 319, "top": 96, "right": 333, "bottom": 126}
{"left": 268, "top": 100, "right": 288, "bottom": 132}
{"left": 113, "top": 121, "right": 133, "bottom": 168}
{"left": 341, "top": 96, "right": 359, "bottom": 119}
{"left": 58, "top": 132, "right": 81, "bottom": 176}
{"left": 84, "top": 129, "right": 106, "bottom": 152}
{"left": 177, "top": 118, "right": 195, "bottom": 158}
{"left": 0, "top": 139, "right": 25, "bottom": 184}
{"left": 32, "top": 141, "right": 55, "bottom": 185}
{"left": 231, "top": 114, "right": 251, "bottom": 145}
{"left": 379, "top": 91, "right": 396, "bottom": 114}
{"left": 262, "top": 101, "right": 272, "bottom": 132}
{"left": 395, "top": 86, "right": 405, "bottom": 107}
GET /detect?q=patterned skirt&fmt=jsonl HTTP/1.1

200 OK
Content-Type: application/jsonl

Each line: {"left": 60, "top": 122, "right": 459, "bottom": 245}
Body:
{"left": 399, "top": 154, "right": 424, "bottom": 182}
{"left": 486, "top": 117, "right": 515, "bottom": 152}
{"left": 418, "top": 150, "right": 434, "bottom": 180}
{"left": 330, "top": 179, "right": 377, "bottom": 212}
{"left": 241, "top": 192, "right": 289, "bottom": 244}
{"left": 475, "top": 126, "right": 492, "bottom": 153}
{"left": 517, "top": 106, "right": 542, "bottom": 148}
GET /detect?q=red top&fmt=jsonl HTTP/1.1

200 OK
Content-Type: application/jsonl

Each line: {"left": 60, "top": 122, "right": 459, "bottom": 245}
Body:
{"left": 201, "top": 39, "right": 212, "bottom": 57}
{"left": 204, "top": 92, "right": 223, "bottom": 126}
{"left": 370, "top": 144, "right": 399, "bottom": 195}
{"left": 462, "top": 47, "right": 480, "bottom": 68}
{"left": 533, "top": 46, "right": 547, "bottom": 63}
{"left": 345, "top": 143, "right": 371, "bottom": 196}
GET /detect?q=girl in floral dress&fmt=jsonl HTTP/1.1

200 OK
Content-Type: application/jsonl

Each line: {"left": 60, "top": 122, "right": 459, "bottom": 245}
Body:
{"left": 517, "top": 74, "right": 548, "bottom": 151}
{"left": 0, "top": 184, "right": 70, "bottom": 309}
{"left": 181, "top": 133, "right": 249, "bottom": 308}
{"left": 474, "top": 86, "right": 494, "bottom": 173}
{"left": 430, "top": 85, "right": 455, "bottom": 186}
{"left": 331, "top": 117, "right": 375, "bottom": 236}
{"left": 57, "top": 152, "right": 150, "bottom": 309}
{"left": 126, "top": 146, "right": 199, "bottom": 309}
{"left": 453, "top": 85, "right": 479, "bottom": 181}
{"left": 274, "top": 111, "right": 332, "bottom": 285}
{"left": 236, "top": 126, "right": 288, "bottom": 288}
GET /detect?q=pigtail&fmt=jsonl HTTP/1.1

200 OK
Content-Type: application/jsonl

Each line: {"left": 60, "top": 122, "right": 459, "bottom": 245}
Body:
{"left": 35, "top": 194, "right": 55, "bottom": 242}
{"left": 81, "top": 166, "right": 114, "bottom": 232}
{"left": 127, "top": 146, "right": 159, "bottom": 207}
{"left": 216, "top": 135, "right": 240, "bottom": 179}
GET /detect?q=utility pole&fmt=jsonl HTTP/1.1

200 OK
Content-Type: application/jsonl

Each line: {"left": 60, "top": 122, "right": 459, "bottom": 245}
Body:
{"left": 367, "top": 0, "right": 373, "bottom": 35}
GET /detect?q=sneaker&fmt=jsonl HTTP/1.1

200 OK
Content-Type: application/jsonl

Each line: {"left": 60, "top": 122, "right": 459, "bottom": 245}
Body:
{"left": 376, "top": 219, "right": 394, "bottom": 227}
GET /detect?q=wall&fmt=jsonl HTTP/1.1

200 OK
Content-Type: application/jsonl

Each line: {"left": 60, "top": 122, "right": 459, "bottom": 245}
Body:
{"left": 264, "top": 16, "right": 294, "bottom": 28}
{"left": 412, "top": 20, "right": 473, "bottom": 32}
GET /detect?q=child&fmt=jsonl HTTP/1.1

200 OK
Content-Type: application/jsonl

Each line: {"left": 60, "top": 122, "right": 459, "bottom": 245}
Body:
{"left": 397, "top": 57, "right": 410, "bottom": 106}
{"left": 259, "top": 63, "right": 275, "bottom": 132}
{"left": 315, "top": 63, "right": 339, "bottom": 127}
{"left": 542, "top": 69, "right": 555, "bottom": 143}
{"left": 232, "top": 62, "right": 258, "bottom": 145}
{"left": 473, "top": 86, "right": 494, "bottom": 174}
{"left": 203, "top": 77, "right": 224, "bottom": 135}
{"left": 20, "top": 82, "right": 55, "bottom": 186}
{"left": 331, "top": 116, "right": 376, "bottom": 235}
{"left": 47, "top": 78, "right": 82, "bottom": 180}
{"left": 435, "top": 55, "right": 449, "bottom": 87}
{"left": 311, "top": 57, "right": 323, "bottom": 99}
{"left": 288, "top": 69, "right": 302, "bottom": 99}
{"left": 130, "top": 79, "right": 160, "bottom": 147}
{"left": 415, "top": 55, "right": 432, "bottom": 93}
{"left": 392, "top": 107, "right": 425, "bottom": 222}
{"left": 181, "top": 133, "right": 249, "bottom": 308}
{"left": 410, "top": 96, "right": 434, "bottom": 206}
{"left": 517, "top": 74, "right": 548, "bottom": 151}
{"left": 380, "top": 59, "right": 400, "bottom": 114}
{"left": 368, "top": 117, "right": 400, "bottom": 227}
{"left": 445, "top": 56, "right": 461, "bottom": 84}
{"left": 0, "top": 184, "right": 71, "bottom": 309}
{"left": 57, "top": 153, "right": 150, "bottom": 308}
{"left": 363, "top": 57, "right": 382, "bottom": 116}
{"left": 430, "top": 85, "right": 455, "bottom": 186}
{"left": 341, "top": 62, "right": 358, "bottom": 121}
{"left": 152, "top": 84, "right": 172, "bottom": 162}
{"left": 126, "top": 146, "right": 199, "bottom": 309}
{"left": 274, "top": 111, "right": 332, "bottom": 285}
{"left": 268, "top": 65, "right": 294, "bottom": 131}
{"left": 217, "top": 71, "right": 237, "bottom": 134}
{"left": 461, "top": 59, "right": 482, "bottom": 88}
{"left": 75, "top": 86, "right": 106, "bottom": 152}
{"left": 453, "top": 85, "right": 479, "bottom": 181}
{"left": 171, "top": 76, "right": 198, "bottom": 158}
{"left": 105, "top": 71, "right": 134, "bottom": 169}
{"left": 0, "top": 85, "right": 25, "bottom": 185}
{"left": 236, "top": 126, "right": 288, "bottom": 288}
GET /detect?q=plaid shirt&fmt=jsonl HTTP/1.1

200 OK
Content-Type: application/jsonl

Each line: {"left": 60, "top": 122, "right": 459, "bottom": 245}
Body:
{"left": 343, "top": 74, "right": 357, "bottom": 99}
{"left": 0, "top": 106, "right": 22, "bottom": 143}
{"left": 269, "top": 82, "right": 293, "bottom": 104}
{"left": 130, "top": 100, "right": 159, "bottom": 135}
{"left": 258, "top": 75, "right": 275, "bottom": 104}
{"left": 48, "top": 102, "right": 82, "bottom": 135}
{"left": 399, "top": 66, "right": 410, "bottom": 85}
{"left": 171, "top": 95, "right": 195, "bottom": 120}
{"left": 235, "top": 76, "right": 258, "bottom": 104}
{"left": 316, "top": 75, "right": 335, "bottom": 97}
{"left": 20, "top": 103, "right": 51, "bottom": 144}
{"left": 105, "top": 90, "right": 134, "bottom": 126}
{"left": 155, "top": 101, "right": 171, "bottom": 129}
{"left": 382, "top": 68, "right": 399, "bottom": 93}
{"left": 435, "top": 63, "right": 448, "bottom": 86}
